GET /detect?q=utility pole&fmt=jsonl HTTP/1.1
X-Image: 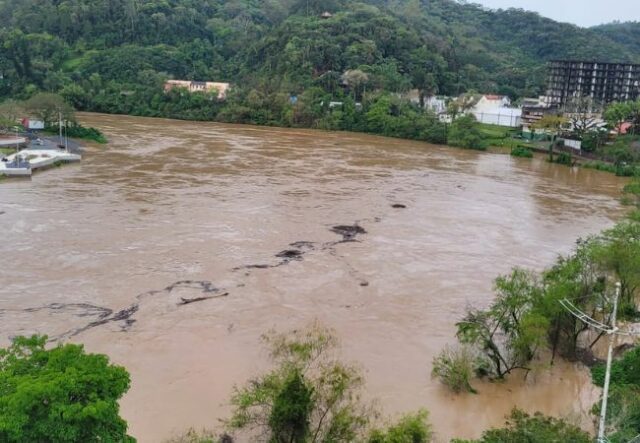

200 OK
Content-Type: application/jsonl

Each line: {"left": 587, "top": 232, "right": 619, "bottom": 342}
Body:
{"left": 560, "top": 282, "right": 639, "bottom": 443}
{"left": 598, "top": 282, "right": 619, "bottom": 443}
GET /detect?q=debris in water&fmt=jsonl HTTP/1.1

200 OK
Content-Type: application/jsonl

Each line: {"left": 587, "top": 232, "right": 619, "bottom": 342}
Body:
{"left": 275, "top": 249, "right": 304, "bottom": 260}
{"left": 330, "top": 224, "right": 367, "bottom": 242}
{"left": 178, "top": 292, "right": 229, "bottom": 306}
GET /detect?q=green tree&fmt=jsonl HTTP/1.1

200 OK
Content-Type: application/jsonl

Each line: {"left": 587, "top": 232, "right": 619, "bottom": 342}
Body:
{"left": 24, "top": 92, "right": 74, "bottom": 125}
{"left": 604, "top": 102, "right": 632, "bottom": 135}
{"left": 226, "top": 323, "right": 432, "bottom": 443}
{"left": 0, "top": 99, "right": 24, "bottom": 131}
{"left": 456, "top": 269, "right": 546, "bottom": 378}
{"left": 227, "top": 323, "right": 371, "bottom": 442}
{"left": 447, "top": 114, "right": 485, "bottom": 150}
{"left": 0, "top": 335, "right": 135, "bottom": 442}
{"left": 269, "top": 370, "right": 314, "bottom": 443}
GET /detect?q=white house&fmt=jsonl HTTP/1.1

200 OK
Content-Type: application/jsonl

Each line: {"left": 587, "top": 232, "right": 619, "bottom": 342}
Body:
{"left": 164, "top": 80, "right": 231, "bottom": 100}
{"left": 469, "top": 95, "right": 521, "bottom": 127}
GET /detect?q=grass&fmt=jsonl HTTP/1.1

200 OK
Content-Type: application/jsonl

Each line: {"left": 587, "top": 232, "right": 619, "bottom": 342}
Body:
{"left": 477, "top": 123, "right": 536, "bottom": 152}
{"left": 0, "top": 147, "right": 15, "bottom": 156}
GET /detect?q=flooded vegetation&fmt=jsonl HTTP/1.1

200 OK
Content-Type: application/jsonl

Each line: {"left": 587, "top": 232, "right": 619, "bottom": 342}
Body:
{"left": 0, "top": 113, "right": 630, "bottom": 441}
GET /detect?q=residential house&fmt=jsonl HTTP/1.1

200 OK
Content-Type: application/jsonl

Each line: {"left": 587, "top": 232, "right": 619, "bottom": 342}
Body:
{"left": 469, "top": 95, "right": 521, "bottom": 127}
{"left": 164, "top": 80, "right": 231, "bottom": 100}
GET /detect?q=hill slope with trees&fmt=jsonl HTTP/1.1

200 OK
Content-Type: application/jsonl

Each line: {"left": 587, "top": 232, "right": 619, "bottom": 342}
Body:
{"left": 0, "top": 0, "right": 639, "bottom": 123}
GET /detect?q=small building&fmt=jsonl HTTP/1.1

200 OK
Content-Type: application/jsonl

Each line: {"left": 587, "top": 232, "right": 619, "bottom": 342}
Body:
{"left": 403, "top": 90, "right": 448, "bottom": 115}
{"left": 320, "top": 11, "right": 333, "bottom": 19}
{"left": 470, "top": 95, "right": 521, "bottom": 127}
{"left": 164, "top": 80, "right": 231, "bottom": 100}
{"left": 21, "top": 118, "right": 45, "bottom": 130}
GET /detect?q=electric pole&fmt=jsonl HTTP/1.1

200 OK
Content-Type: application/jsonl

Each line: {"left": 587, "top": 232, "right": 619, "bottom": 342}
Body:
{"left": 560, "top": 282, "right": 640, "bottom": 443}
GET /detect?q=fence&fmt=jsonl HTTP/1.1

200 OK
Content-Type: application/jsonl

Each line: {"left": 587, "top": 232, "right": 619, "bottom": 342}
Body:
{"left": 471, "top": 111, "right": 522, "bottom": 128}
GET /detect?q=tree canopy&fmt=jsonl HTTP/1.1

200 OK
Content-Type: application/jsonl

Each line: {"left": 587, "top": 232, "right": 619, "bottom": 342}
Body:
{"left": 0, "top": 335, "right": 134, "bottom": 443}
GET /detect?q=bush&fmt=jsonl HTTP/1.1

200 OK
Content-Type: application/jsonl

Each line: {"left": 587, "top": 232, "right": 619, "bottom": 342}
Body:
{"left": 0, "top": 335, "right": 134, "bottom": 442}
{"left": 447, "top": 115, "right": 487, "bottom": 150}
{"left": 510, "top": 146, "right": 533, "bottom": 158}
{"left": 582, "top": 161, "right": 617, "bottom": 174}
{"left": 591, "top": 386, "right": 640, "bottom": 443}
{"left": 45, "top": 123, "right": 108, "bottom": 143}
{"left": 452, "top": 409, "right": 591, "bottom": 443}
{"left": 592, "top": 346, "right": 640, "bottom": 388}
{"left": 367, "top": 410, "right": 432, "bottom": 443}
{"left": 553, "top": 152, "right": 573, "bottom": 166}
{"left": 431, "top": 345, "right": 478, "bottom": 393}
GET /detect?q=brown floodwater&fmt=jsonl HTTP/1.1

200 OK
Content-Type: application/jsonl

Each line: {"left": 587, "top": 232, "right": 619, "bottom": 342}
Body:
{"left": 0, "top": 113, "right": 628, "bottom": 442}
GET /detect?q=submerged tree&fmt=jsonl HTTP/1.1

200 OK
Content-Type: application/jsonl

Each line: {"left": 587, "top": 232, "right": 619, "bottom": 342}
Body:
{"left": 226, "top": 322, "right": 432, "bottom": 443}
{"left": 455, "top": 269, "right": 547, "bottom": 379}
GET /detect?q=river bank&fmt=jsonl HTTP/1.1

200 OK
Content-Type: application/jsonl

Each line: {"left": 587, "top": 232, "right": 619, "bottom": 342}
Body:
{"left": 0, "top": 113, "right": 630, "bottom": 441}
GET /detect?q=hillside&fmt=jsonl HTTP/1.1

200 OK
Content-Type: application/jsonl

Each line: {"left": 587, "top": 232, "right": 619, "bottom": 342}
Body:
{"left": 592, "top": 21, "right": 640, "bottom": 55}
{"left": 0, "top": 0, "right": 639, "bottom": 120}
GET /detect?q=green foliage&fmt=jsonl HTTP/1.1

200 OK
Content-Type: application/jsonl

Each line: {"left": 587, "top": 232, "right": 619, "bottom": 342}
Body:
{"left": 44, "top": 123, "right": 108, "bottom": 144}
{"left": 24, "top": 92, "right": 75, "bottom": 125}
{"left": 1, "top": 0, "right": 638, "bottom": 137}
{"left": 456, "top": 269, "right": 546, "bottom": 378}
{"left": 367, "top": 410, "right": 432, "bottom": 443}
{"left": 447, "top": 115, "right": 486, "bottom": 151}
{"left": 227, "top": 323, "right": 431, "bottom": 443}
{"left": 431, "top": 346, "right": 478, "bottom": 394}
{"left": 582, "top": 161, "right": 618, "bottom": 174}
{"left": 510, "top": 146, "right": 533, "bottom": 158}
{"left": 591, "top": 385, "right": 640, "bottom": 443}
{"left": 592, "top": 346, "right": 640, "bottom": 388}
{"left": 268, "top": 370, "right": 313, "bottom": 443}
{"left": 452, "top": 409, "right": 591, "bottom": 443}
{"left": 552, "top": 152, "right": 573, "bottom": 166}
{"left": 0, "top": 335, "right": 134, "bottom": 442}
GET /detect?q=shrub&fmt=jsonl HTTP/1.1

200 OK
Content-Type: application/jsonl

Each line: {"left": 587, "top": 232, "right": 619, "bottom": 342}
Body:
{"left": 452, "top": 409, "right": 591, "bottom": 443}
{"left": 431, "top": 345, "right": 478, "bottom": 393}
{"left": 367, "top": 410, "right": 432, "bottom": 443}
{"left": 592, "top": 346, "right": 640, "bottom": 388}
{"left": 553, "top": 152, "right": 573, "bottom": 166}
{"left": 447, "top": 115, "right": 487, "bottom": 150}
{"left": 510, "top": 146, "right": 533, "bottom": 158}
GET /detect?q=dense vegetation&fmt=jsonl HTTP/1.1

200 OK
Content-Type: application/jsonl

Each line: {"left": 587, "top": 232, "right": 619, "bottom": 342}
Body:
{"left": 591, "top": 346, "right": 640, "bottom": 442}
{"left": 432, "top": 180, "right": 640, "bottom": 441}
{"left": 433, "top": 210, "right": 640, "bottom": 389}
{"left": 1, "top": 0, "right": 640, "bottom": 134}
{"left": 0, "top": 328, "right": 594, "bottom": 443}
{"left": 0, "top": 335, "right": 134, "bottom": 442}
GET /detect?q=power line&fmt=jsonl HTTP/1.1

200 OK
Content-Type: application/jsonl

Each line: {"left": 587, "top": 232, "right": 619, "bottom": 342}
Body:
{"left": 560, "top": 282, "right": 640, "bottom": 443}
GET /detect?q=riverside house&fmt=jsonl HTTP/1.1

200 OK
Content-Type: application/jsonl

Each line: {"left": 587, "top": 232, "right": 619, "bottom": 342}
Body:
{"left": 164, "top": 80, "right": 231, "bottom": 100}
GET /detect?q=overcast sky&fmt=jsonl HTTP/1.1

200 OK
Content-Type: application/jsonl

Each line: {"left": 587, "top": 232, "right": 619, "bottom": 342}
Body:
{"left": 473, "top": 0, "right": 640, "bottom": 27}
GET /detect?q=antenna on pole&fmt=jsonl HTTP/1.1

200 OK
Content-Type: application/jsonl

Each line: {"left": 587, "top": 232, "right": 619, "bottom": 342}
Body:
{"left": 560, "top": 282, "right": 639, "bottom": 443}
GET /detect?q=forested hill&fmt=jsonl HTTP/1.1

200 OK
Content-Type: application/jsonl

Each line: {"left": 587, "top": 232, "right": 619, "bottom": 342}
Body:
{"left": 1, "top": 0, "right": 639, "bottom": 117}
{"left": 592, "top": 22, "right": 640, "bottom": 55}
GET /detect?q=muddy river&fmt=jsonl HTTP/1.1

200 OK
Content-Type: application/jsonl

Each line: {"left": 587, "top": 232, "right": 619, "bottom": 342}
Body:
{"left": 0, "top": 114, "right": 628, "bottom": 441}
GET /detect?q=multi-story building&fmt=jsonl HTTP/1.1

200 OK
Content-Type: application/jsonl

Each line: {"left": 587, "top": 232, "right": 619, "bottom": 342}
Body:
{"left": 546, "top": 60, "right": 640, "bottom": 108}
